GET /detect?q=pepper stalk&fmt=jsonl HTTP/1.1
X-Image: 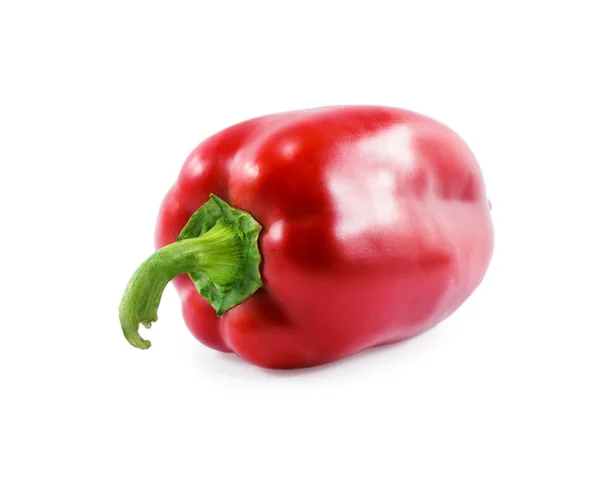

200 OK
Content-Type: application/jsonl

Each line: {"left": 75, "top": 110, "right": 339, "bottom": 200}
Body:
{"left": 119, "top": 194, "right": 262, "bottom": 349}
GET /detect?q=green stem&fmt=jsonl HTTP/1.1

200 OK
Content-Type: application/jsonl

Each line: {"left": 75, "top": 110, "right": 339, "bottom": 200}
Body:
{"left": 119, "top": 224, "right": 233, "bottom": 348}
{"left": 119, "top": 194, "right": 263, "bottom": 349}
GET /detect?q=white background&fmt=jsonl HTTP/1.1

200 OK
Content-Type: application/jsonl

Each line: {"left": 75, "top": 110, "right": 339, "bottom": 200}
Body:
{"left": 1, "top": 1, "right": 599, "bottom": 501}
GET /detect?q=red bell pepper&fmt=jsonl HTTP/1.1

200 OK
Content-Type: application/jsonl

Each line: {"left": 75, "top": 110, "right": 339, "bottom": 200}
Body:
{"left": 119, "top": 105, "right": 494, "bottom": 369}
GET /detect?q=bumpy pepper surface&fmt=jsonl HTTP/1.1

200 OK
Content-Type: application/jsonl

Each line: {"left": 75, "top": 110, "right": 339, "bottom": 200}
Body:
{"left": 119, "top": 105, "right": 494, "bottom": 369}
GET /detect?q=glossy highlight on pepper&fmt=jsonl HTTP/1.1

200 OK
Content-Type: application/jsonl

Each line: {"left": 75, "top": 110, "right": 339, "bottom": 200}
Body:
{"left": 119, "top": 105, "right": 494, "bottom": 369}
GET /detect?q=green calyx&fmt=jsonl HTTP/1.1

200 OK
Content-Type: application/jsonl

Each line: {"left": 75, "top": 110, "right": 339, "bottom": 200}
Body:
{"left": 119, "top": 194, "right": 262, "bottom": 349}
{"left": 177, "top": 194, "right": 263, "bottom": 315}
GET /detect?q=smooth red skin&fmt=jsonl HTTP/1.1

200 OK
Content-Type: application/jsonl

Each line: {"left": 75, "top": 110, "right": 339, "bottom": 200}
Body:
{"left": 155, "top": 106, "right": 494, "bottom": 369}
